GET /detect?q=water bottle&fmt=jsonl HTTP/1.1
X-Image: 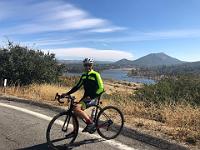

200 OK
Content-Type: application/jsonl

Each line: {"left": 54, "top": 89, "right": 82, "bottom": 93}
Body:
{"left": 91, "top": 108, "right": 96, "bottom": 121}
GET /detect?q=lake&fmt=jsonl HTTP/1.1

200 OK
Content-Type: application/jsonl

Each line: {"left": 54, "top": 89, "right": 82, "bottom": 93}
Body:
{"left": 65, "top": 69, "right": 155, "bottom": 84}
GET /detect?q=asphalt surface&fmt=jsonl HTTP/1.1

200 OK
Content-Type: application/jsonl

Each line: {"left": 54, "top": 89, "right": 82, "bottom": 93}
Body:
{"left": 0, "top": 99, "right": 160, "bottom": 150}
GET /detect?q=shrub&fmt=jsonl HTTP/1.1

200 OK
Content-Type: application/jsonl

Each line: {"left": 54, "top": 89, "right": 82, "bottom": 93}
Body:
{"left": 135, "top": 75, "right": 200, "bottom": 106}
{"left": 0, "top": 42, "right": 64, "bottom": 85}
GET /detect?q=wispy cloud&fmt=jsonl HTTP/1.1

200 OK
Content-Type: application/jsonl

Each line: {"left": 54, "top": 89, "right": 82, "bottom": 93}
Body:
{"left": 0, "top": 0, "right": 124, "bottom": 35}
{"left": 88, "top": 27, "right": 126, "bottom": 33}
{"left": 86, "top": 29, "right": 200, "bottom": 43}
{"left": 78, "top": 29, "right": 200, "bottom": 44}
{"left": 47, "top": 47, "right": 134, "bottom": 61}
{"left": 21, "top": 29, "right": 200, "bottom": 47}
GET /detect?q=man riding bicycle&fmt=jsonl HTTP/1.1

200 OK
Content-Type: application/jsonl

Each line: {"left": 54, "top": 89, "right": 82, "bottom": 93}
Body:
{"left": 61, "top": 58, "right": 104, "bottom": 133}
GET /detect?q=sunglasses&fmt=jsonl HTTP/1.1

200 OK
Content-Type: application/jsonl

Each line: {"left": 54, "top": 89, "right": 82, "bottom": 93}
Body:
{"left": 84, "top": 64, "right": 92, "bottom": 67}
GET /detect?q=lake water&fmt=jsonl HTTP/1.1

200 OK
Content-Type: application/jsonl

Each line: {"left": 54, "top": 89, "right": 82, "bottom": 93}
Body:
{"left": 65, "top": 69, "right": 155, "bottom": 84}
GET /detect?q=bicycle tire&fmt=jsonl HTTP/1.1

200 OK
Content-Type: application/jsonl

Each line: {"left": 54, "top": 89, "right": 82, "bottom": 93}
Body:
{"left": 96, "top": 106, "right": 124, "bottom": 140}
{"left": 46, "top": 111, "right": 79, "bottom": 150}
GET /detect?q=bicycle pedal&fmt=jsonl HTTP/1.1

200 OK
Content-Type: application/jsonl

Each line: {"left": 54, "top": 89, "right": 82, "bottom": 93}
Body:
{"left": 88, "top": 128, "right": 96, "bottom": 134}
{"left": 82, "top": 128, "right": 96, "bottom": 134}
{"left": 88, "top": 129, "right": 96, "bottom": 134}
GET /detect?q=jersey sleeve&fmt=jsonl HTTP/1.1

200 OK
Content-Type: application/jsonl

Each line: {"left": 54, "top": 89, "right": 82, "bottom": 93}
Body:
{"left": 96, "top": 73, "right": 104, "bottom": 96}
{"left": 67, "top": 75, "right": 83, "bottom": 95}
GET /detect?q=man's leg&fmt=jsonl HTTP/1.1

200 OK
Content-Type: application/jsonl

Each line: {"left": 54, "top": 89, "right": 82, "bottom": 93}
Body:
{"left": 73, "top": 102, "right": 95, "bottom": 133}
{"left": 73, "top": 103, "right": 92, "bottom": 124}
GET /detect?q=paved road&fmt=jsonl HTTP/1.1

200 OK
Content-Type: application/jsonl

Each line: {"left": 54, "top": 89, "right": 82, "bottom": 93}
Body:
{"left": 0, "top": 99, "right": 159, "bottom": 150}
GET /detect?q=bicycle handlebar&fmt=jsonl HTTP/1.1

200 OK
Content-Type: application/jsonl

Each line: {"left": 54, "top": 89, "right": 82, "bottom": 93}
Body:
{"left": 55, "top": 93, "right": 75, "bottom": 104}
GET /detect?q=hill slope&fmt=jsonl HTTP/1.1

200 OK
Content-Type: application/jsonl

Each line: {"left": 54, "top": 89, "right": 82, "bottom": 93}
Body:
{"left": 114, "top": 53, "right": 184, "bottom": 67}
{"left": 132, "top": 52, "right": 184, "bottom": 67}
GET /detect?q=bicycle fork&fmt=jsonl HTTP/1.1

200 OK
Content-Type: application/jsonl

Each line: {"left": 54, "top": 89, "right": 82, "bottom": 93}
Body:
{"left": 62, "top": 116, "right": 70, "bottom": 132}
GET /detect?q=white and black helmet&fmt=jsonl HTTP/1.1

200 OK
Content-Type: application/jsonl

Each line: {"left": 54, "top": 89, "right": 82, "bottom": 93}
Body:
{"left": 83, "top": 58, "right": 94, "bottom": 64}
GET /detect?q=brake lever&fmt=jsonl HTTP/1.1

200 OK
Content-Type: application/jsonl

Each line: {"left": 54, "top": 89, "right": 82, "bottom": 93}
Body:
{"left": 55, "top": 93, "right": 64, "bottom": 103}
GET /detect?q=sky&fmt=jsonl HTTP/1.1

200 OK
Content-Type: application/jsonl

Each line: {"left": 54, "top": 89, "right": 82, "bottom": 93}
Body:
{"left": 0, "top": 0, "right": 200, "bottom": 62}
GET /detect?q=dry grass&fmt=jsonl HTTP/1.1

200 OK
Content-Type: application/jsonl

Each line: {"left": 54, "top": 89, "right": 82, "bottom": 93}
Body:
{"left": 0, "top": 83, "right": 200, "bottom": 147}
{"left": 104, "top": 80, "right": 141, "bottom": 94}
{"left": 102, "top": 91, "right": 200, "bottom": 147}
{"left": 1, "top": 84, "right": 68, "bottom": 101}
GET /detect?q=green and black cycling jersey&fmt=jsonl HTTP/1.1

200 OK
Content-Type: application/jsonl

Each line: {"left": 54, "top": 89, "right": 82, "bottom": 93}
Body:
{"left": 67, "top": 70, "right": 104, "bottom": 99}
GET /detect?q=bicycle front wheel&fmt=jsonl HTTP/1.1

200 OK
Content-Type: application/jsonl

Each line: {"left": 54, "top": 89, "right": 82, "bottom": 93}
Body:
{"left": 96, "top": 106, "right": 124, "bottom": 140}
{"left": 46, "top": 111, "right": 79, "bottom": 150}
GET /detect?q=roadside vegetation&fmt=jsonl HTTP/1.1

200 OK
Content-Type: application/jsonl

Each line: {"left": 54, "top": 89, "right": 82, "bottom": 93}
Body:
{"left": 0, "top": 42, "right": 199, "bottom": 148}
{"left": 135, "top": 75, "right": 200, "bottom": 106}
{"left": 1, "top": 76, "right": 199, "bottom": 148}
{"left": 0, "top": 42, "right": 64, "bottom": 85}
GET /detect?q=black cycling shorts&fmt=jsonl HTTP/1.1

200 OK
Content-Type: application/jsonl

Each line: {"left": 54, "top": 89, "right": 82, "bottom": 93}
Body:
{"left": 79, "top": 98, "right": 97, "bottom": 110}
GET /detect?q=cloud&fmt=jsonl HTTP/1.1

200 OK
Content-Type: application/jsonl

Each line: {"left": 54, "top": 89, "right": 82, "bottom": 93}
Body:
{"left": 18, "top": 28, "right": 200, "bottom": 49}
{"left": 48, "top": 47, "right": 134, "bottom": 61}
{"left": 88, "top": 29, "right": 200, "bottom": 42}
{"left": 65, "top": 18, "right": 107, "bottom": 30}
{"left": 88, "top": 27, "right": 127, "bottom": 33}
{"left": 0, "top": 0, "right": 124, "bottom": 35}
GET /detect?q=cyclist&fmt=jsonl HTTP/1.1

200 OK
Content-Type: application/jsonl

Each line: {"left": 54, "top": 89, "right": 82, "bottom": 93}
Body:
{"left": 61, "top": 58, "right": 104, "bottom": 133}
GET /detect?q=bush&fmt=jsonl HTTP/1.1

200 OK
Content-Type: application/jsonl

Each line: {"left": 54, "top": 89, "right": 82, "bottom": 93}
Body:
{"left": 0, "top": 42, "right": 64, "bottom": 85}
{"left": 135, "top": 75, "right": 200, "bottom": 106}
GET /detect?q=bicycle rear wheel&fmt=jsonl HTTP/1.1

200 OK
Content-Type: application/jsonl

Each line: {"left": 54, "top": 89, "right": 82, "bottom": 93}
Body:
{"left": 46, "top": 111, "right": 79, "bottom": 150}
{"left": 96, "top": 106, "right": 124, "bottom": 140}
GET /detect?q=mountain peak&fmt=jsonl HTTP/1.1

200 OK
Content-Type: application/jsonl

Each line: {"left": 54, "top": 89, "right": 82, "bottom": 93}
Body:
{"left": 145, "top": 52, "right": 173, "bottom": 60}
{"left": 115, "top": 53, "right": 185, "bottom": 67}
{"left": 150, "top": 52, "right": 165, "bottom": 54}
{"left": 133, "top": 53, "right": 184, "bottom": 67}
{"left": 114, "top": 58, "right": 133, "bottom": 66}
{"left": 148, "top": 52, "right": 168, "bottom": 57}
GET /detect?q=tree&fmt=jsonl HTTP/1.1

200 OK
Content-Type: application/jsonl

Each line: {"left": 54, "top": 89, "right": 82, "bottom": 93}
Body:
{"left": 0, "top": 42, "right": 63, "bottom": 85}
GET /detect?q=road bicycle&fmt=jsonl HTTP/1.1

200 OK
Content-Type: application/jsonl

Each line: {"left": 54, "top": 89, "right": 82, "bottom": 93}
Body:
{"left": 46, "top": 93, "right": 124, "bottom": 149}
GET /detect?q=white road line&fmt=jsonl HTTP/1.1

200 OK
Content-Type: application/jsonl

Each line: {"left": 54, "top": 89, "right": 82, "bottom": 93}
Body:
{"left": 0, "top": 102, "right": 137, "bottom": 150}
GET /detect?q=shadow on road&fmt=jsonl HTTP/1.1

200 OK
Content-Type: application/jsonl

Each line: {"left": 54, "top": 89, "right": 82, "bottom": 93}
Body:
{"left": 69, "top": 138, "right": 104, "bottom": 149}
{"left": 17, "top": 138, "right": 105, "bottom": 150}
{"left": 16, "top": 143, "right": 49, "bottom": 150}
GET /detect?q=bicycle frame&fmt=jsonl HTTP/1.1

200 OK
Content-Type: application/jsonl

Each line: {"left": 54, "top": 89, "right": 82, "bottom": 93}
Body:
{"left": 55, "top": 93, "right": 114, "bottom": 132}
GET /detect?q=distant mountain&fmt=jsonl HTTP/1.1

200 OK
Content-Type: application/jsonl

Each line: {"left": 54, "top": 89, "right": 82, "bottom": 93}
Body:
{"left": 114, "top": 53, "right": 185, "bottom": 67}
{"left": 58, "top": 60, "right": 113, "bottom": 64}
{"left": 114, "top": 59, "right": 133, "bottom": 65}
{"left": 58, "top": 53, "right": 188, "bottom": 69}
{"left": 58, "top": 60, "right": 82, "bottom": 64}
{"left": 132, "top": 53, "right": 184, "bottom": 67}
{"left": 95, "top": 61, "right": 113, "bottom": 64}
